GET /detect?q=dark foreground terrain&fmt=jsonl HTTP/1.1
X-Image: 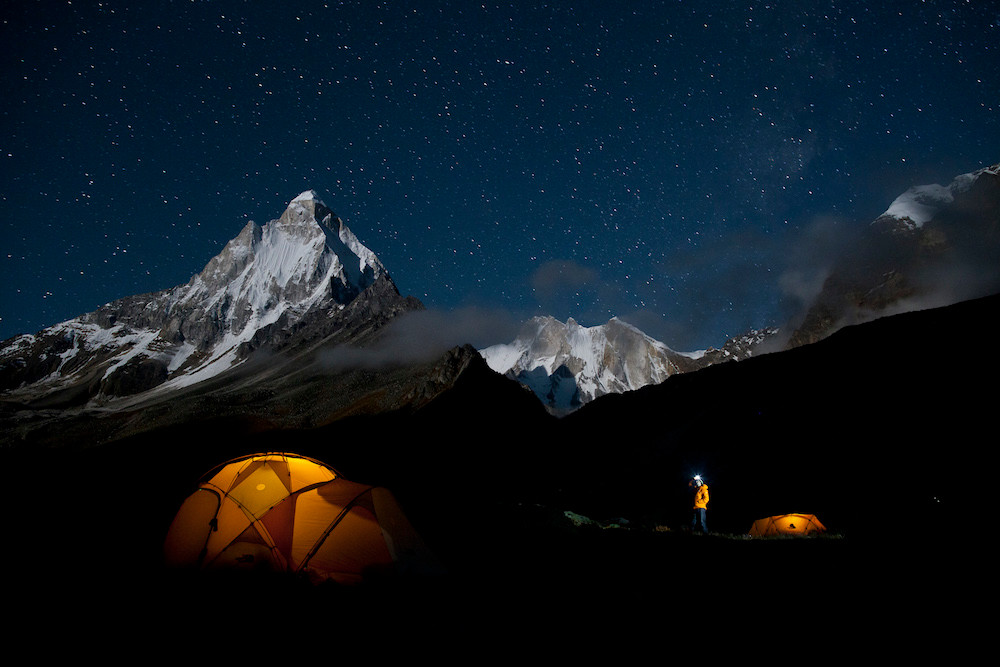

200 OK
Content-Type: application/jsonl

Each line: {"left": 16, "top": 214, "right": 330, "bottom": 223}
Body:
{"left": 0, "top": 433, "right": 938, "bottom": 658}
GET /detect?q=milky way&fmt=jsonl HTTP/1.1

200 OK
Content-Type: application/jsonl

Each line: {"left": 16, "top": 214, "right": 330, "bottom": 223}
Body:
{"left": 2, "top": 2, "right": 997, "bottom": 349}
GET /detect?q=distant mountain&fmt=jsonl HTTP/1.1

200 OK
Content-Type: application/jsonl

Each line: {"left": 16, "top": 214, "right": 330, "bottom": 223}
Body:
{"left": 0, "top": 191, "right": 420, "bottom": 407}
{"left": 479, "top": 315, "right": 777, "bottom": 413}
{"left": 787, "top": 163, "right": 1000, "bottom": 347}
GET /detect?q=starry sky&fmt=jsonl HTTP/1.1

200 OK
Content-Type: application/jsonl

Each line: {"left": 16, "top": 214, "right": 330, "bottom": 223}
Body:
{"left": 2, "top": 1, "right": 998, "bottom": 350}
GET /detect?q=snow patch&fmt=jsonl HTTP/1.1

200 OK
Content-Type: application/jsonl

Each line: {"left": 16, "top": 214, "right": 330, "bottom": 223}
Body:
{"left": 881, "top": 163, "right": 999, "bottom": 229}
{"left": 883, "top": 183, "right": 955, "bottom": 229}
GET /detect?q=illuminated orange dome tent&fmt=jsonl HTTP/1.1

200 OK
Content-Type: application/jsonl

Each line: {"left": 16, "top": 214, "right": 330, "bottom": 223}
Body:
{"left": 748, "top": 513, "right": 828, "bottom": 537}
{"left": 163, "top": 452, "right": 442, "bottom": 584}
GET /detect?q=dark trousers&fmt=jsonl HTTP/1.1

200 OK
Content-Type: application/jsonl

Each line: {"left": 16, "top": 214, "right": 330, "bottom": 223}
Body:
{"left": 692, "top": 508, "right": 707, "bottom": 533}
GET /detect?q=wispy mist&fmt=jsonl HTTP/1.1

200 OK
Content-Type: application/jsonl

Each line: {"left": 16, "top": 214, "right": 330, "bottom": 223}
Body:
{"left": 317, "top": 306, "right": 523, "bottom": 371}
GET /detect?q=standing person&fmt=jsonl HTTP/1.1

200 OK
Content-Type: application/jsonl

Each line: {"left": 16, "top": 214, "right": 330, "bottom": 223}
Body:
{"left": 690, "top": 475, "right": 709, "bottom": 533}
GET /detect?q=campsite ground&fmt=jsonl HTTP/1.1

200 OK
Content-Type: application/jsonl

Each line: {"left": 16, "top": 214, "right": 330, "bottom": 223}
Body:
{"left": 9, "top": 498, "right": 959, "bottom": 658}
{"left": 0, "top": 422, "right": 948, "bottom": 657}
{"left": 31, "top": 526, "right": 851, "bottom": 631}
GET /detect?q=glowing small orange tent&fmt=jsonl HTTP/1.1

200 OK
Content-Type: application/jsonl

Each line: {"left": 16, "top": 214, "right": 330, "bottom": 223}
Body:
{"left": 163, "top": 452, "right": 442, "bottom": 584}
{"left": 748, "top": 513, "right": 827, "bottom": 537}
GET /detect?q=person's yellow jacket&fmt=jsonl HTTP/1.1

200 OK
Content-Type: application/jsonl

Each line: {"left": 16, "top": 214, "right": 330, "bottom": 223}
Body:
{"left": 693, "top": 484, "right": 709, "bottom": 509}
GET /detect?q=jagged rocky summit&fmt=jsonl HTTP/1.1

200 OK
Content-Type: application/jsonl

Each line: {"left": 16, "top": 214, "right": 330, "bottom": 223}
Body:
{"left": 479, "top": 315, "right": 777, "bottom": 413}
{"left": 0, "top": 191, "right": 420, "bottom": 406}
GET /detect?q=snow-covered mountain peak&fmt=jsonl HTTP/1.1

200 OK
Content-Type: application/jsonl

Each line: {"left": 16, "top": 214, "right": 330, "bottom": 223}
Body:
{"left": 1, "top": 191, "right": 401, "bottom": 402}
{"left": 480, "top": 315, "right": 783, "bottom": 413}
{"left": 179, "top": 191, "right": 385, "bottom": 314}
{"left": 788, "top": 161, "right": 1000, "bottom": 348}
{"left": 479, "top": 316, "right": 697, "bottom": 413}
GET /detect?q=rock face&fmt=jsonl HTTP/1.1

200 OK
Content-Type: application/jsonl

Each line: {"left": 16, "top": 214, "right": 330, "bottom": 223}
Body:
{"left": 787, "top": 163, "right": 1000, "bottom": 347}
{"left": 0, "top": 191, "right": 419, "bottom": 406}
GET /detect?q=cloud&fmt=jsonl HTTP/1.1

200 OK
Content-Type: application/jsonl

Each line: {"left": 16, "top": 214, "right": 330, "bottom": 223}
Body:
{"left": 775, "top": 214, "right": 867, "bottom": 310}
{"left": 317, "top": 306, "right": 522, "bottom": 371}
{"left": 776, "top": 216, "right": 851, "bottom": 307}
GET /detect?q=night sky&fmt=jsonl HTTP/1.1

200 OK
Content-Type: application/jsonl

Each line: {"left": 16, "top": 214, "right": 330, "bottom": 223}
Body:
{"left": 3, "top": 2, "right": 998, "bottom": 351}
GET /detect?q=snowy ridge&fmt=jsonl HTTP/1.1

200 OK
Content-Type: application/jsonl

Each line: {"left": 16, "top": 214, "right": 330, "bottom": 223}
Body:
{"left": 1, "top": 191, "right": 388, "bottom": 400}
{"left": 879, "top": 163, "right": 1000, "bottom": 230}
{"left": 479, "top": 316, "right": 698, "bottom": 412}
